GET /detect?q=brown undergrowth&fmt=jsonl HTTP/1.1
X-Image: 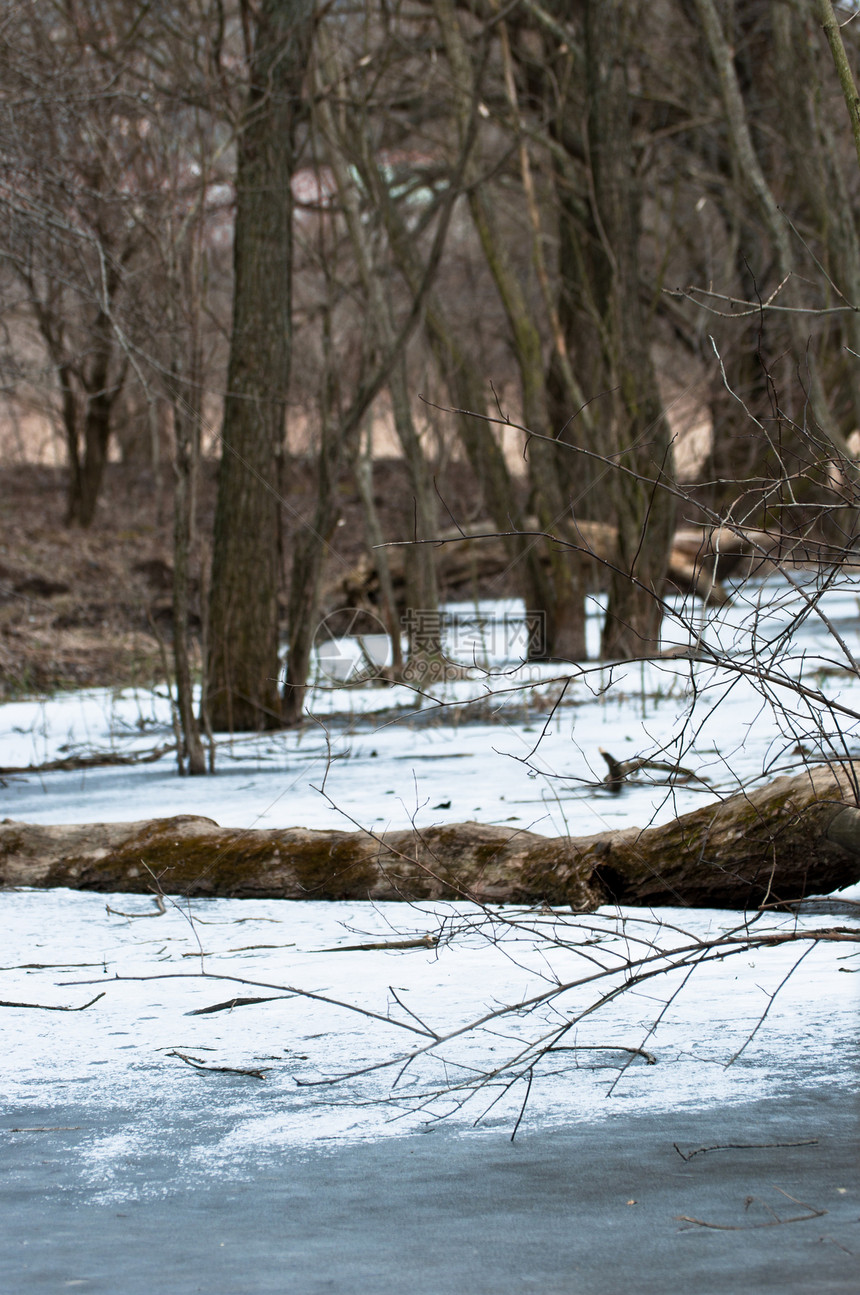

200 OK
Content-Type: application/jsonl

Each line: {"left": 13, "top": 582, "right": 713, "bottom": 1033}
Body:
{"left": 0, "top": 457, "right": 497, "bottom": 699}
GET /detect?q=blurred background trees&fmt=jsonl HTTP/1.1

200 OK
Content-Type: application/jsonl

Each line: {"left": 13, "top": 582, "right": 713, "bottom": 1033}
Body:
{"left": 3, "top": 0, "right": 860, "bottom": 735}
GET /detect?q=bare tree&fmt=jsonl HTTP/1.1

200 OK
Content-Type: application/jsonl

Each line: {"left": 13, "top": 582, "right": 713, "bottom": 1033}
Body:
{"left": 577, "top": 0, "right": 676, "bottom": 656}
{"left": 431, "top": 0, "right": 589, "bottom": 660}
{"left": 0, "top": 2, "right": 148, "bottom": 525}
{"left": 205, "top": 0, "right": 316, "bottom": 732}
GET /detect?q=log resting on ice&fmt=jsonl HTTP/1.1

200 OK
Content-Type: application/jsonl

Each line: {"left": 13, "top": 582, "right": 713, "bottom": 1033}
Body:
{"left": 1, "top": 763, "right": 859, "bottom": 909}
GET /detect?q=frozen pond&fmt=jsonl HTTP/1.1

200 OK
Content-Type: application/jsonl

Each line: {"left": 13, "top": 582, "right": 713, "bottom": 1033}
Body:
{"left": 1, "top": 888, "right": 858, "bottom": 1153}
{"left": 1, "top": 575, "right": 858, "bottom": 1291}
{"left": 1, "top": 888, "right": 857, "bottom": 1293}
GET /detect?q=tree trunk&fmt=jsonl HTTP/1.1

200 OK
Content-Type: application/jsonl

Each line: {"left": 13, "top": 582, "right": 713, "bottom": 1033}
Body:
{"left": 692, "top": 0, "right": 859, "bottom": 476}
{"left": 3, "top": 763, "right": 858, "bottom": 909}
{"left": 388, "top": 354, "right": 443, "bottom": 668}
{"left": 815, "top": 0, "right": 860, "bottom": 170}
{"left": 58, "top": 363, "right": 84, "bottom": 520}
{"left": 583, "top": 0, "right": 677, "bottom": 659}
{"left": 432, "top": 0, "right": 587, "bottom": 661}
{"left": 354, "top": 443, "right": 404, "bottom": 675}
{"left": 205, "top": 0, "right": 315, "bottom": 732}
{"left": 171, "top": 386, "right": 207, "bottom": 775}
{"left": 71, "top": 386, "right": 112, "bottom": 528}
{"left": 62, "top": 310, "right": 124, "bottom": 528}
{"left": 282, "top": 399, "right": 358, "bottom": 724}
{"left": 772, "top": 2, "right": 860, "bottom": 495}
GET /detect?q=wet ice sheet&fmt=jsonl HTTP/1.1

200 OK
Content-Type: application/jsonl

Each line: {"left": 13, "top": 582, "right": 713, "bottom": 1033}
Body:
{"left": 0, "top": 887, "right": 857, "bottom": 1196}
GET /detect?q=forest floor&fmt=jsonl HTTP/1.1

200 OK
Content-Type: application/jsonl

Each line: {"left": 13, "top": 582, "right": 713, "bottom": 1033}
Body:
{"left": 0, "top": 456, "right": 502, "bottom": 698}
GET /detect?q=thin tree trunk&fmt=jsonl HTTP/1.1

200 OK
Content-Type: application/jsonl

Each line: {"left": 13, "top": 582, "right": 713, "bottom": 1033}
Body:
{"left": 355, "top": 439, "right": 404, "bottom": 674}
{"left": 583, "top": 0, "right": 676, "bottom": 659}
{"left": 432, "top": 0, "right": 586, "bottom": 659}
{"left": 205, "top": 0, "right": 315, "bottom": 732}
{"left": 814, "top": 0, "right": 860, "bottom": 172}
{"left": 171, "top": 380, "right": 206, "bottom": 775}
{"left": 57, "top": 362, "right": 84, "bottom": 518}
{"left": 693, "top": 0, "right": 858, "bottom": 471}
{"left": 772, "top": 2, "right": 860, "bottom": 478}
{"left": 283, "top": 525, "right": 333, "bottom": 726}
{"left": 282, "top": 400, "right": 358, "bottom": 724}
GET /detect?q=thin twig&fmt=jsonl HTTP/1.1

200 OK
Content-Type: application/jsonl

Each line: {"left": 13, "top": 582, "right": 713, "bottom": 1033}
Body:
{"left": 167, "top": 1050, "right": 268, "bottom": 1080}
{"left": 0, "top": 993, "right": 105, "bottom": 1012}
{"left": 673, "top": 1139, "right": 818, "bottom": 1162}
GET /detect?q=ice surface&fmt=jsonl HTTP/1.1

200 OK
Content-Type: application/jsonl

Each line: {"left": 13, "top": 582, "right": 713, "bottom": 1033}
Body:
{"left": 0, "top": 576, "right": 858, "bottom": 1176}
{"left": 1, "top": 888, "right": 856, "bottom": 1186}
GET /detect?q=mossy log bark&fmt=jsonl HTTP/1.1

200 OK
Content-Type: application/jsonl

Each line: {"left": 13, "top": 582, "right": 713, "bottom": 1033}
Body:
{"left": 2, "top": 764, "right": 859, "bottom": 909}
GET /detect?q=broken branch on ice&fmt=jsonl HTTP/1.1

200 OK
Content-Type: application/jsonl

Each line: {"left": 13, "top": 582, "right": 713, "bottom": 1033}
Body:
{"left": 312, "top": 935, "right": 440, "bottom": 952}
{"left": 0, "top": 993, "right": 105, "bottom": 1011}
{"left": 166, "top": 1050, "right": 268, "bottom": 1079}
{"left": 598, "top": 747, "right": 709, "bottom": 793}
{"left": 185, "top": 995, "right": 291, "bottom": 1015}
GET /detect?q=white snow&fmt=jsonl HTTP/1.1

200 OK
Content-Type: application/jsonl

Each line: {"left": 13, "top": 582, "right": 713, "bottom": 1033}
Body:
{"left": 0, "top": 575, "right": 858, "bottom": 1184}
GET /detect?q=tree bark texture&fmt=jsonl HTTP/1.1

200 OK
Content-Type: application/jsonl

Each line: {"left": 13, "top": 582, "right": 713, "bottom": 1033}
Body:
{"left": 205, "top": 0, "right": 315, "bottom": 732}
{"left": 432, "top": 0, "right": 587, "bottom": 660}
{"left": 582, "top": 0, "right": 677, "bottom": 659}
{"left": 2, "top": 763, "right": 858, "bottom": 909}
{"left": 58, "top": 304, "right": 126, "bottom": 528}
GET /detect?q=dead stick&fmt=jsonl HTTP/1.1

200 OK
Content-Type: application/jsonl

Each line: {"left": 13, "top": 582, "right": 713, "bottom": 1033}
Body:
{"left": 167, "top": 1050, "right": 267, "bottom": 1080}
{"left": 0, "top": 993, "right": 105, "bottom": 1012}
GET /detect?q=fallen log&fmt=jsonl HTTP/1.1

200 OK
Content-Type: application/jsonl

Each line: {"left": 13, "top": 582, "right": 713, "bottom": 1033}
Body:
{"left": 2, "top": 763, "right": 859, "bottom": 909}
{"left": 0, "top": 744, "right": 174, "bottom": 778}
{"left": 327, "top": 518, "right": 733, "bottom": 618}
